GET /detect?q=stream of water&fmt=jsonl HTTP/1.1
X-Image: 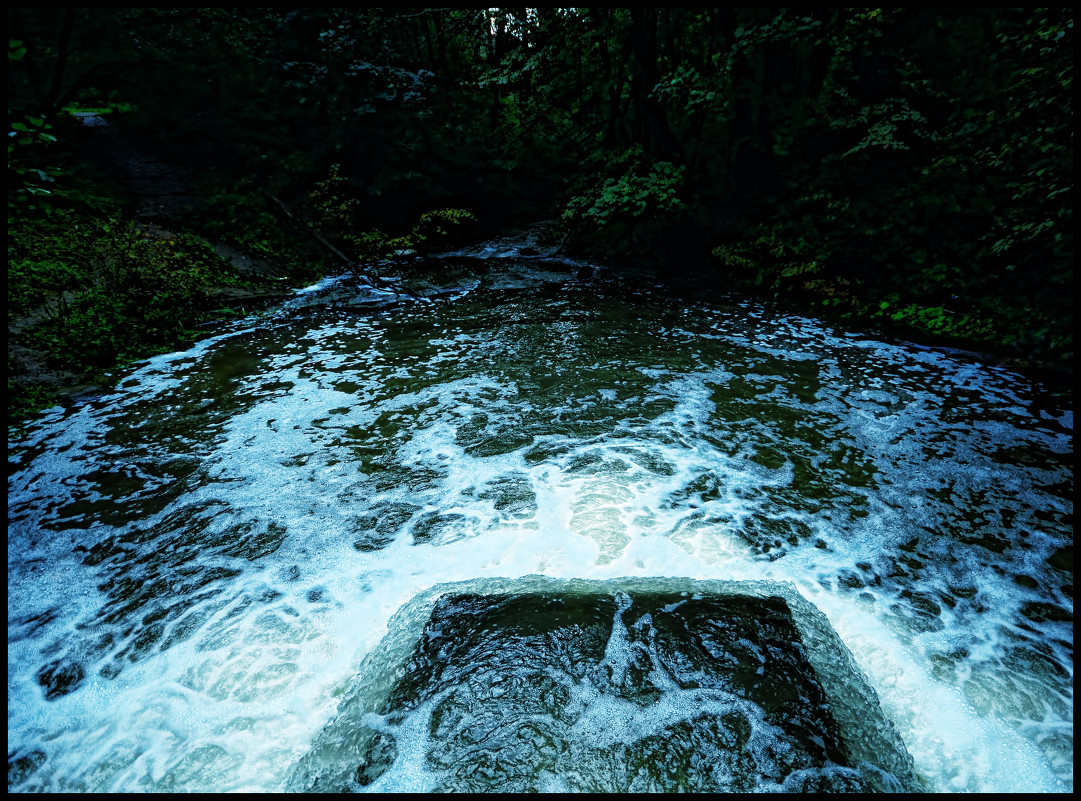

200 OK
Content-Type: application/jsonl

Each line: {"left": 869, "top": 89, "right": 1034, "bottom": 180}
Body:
{"left": 7, "top": 250, "right": 1072, "bottom": 792}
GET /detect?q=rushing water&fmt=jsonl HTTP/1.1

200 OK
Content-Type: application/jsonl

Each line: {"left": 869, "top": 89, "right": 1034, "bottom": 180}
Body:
{"left": 7, "top": 248, "right": 1073, "bottom": 792}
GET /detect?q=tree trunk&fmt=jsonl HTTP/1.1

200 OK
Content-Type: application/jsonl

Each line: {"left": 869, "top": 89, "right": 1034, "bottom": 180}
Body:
{"left": 40, "top": 7, "right": 75, "bottom": 114}
{"left": 629, "top": 8, "right": 682, "bottom": 159}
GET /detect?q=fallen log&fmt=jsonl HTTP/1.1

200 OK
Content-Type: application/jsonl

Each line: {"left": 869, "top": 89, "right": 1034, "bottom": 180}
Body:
{"left": 259, "top": 188, "right": 424, "bottom": 301}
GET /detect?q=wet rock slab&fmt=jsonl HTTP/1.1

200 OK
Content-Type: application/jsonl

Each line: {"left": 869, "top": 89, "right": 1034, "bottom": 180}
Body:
{"left": 290, "top": 578, "right": 919, "bottom": 793}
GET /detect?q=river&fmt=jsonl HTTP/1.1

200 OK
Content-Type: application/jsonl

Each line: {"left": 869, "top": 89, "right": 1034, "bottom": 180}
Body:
{"left": 7, "top": 244, "right": 1073, "bottom": 792}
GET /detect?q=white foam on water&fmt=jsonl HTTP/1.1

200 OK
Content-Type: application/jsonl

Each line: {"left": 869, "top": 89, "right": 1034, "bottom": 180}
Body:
{"left": 7, "top": 280, "right": 1071, "bottom": 792}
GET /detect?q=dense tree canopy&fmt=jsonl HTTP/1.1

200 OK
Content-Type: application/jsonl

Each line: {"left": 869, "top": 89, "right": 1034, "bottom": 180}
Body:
{"left": 7, "top": 8, "right": 1074, "bottom": 422}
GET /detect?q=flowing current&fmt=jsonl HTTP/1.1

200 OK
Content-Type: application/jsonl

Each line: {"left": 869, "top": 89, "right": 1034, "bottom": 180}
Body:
{"left": 7, "top": 249, "right": 1073, "bottom": 792}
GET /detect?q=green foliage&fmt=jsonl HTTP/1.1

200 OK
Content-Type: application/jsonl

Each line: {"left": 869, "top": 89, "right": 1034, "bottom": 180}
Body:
{"left": 711, "top": 225, "right": 828, "bottom": 294}
{"left": 652, "top": 65, "right": 721, "bottom": 117}
{"left": 333, "top": 230, "right": 386, "bottom": 262}
{"left": 186, "top": 177, "right": 324, "bottom": 281}
{"left": 9, "top": 208, "right": 265, "bottom": 376}
{"left": 7, "top": 111, "right": 60, "bottom": 211}
{"left": 6, "top": 7, "right": 1073, "bottom": 385}
{"left": 561, "top": 148, "right": 685, "bottom": 252}
{"left": 7, "top": 368, "right": 60, "bottom": 428}
{"left": 873, "top": 299, "right": 996, "bottom": 342}
{"left": 706, "top": 8, "right": 1073, "bottom": 362}
{"left": 409, "top": 208, "right": 478, "bottom": 254}
{"left": 308, "top": 164, "right": 363, "bottom": 232}
{"left": 302, "top": 163, "right": 477, "bottom": 262}
{"left": 344, "top": 208, "right": 478, "bottom": 263}
{"left": 27, "top": 285, "right": 131, "bottom": 368}
{"left": 8, "top": 209, "right": 91, "bottom": 315}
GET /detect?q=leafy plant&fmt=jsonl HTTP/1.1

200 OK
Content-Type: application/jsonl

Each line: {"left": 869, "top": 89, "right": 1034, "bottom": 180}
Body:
{"left": 711, "top": 224, "right": 828, "bottom": 294}
{"left": 408, "top": 208, "right": 478, "bottom": 254}
{"left": 560, "top": 148, "right": 686, "bottom": 252}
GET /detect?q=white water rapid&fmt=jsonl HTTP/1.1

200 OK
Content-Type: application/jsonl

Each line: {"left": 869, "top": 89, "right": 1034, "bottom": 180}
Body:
{"left": 8, "top": 257, "right": 1072, "bottom": 792}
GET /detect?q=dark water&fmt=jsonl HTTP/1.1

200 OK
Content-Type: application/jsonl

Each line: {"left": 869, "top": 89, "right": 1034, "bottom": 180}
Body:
{"left": 7, "top": 253, "right": 1072, "bottom": 792}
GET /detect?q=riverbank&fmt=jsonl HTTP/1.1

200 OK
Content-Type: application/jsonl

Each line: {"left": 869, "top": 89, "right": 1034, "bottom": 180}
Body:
{"left": 8, "top": 217, "right": 1072, "bottom": 433}
{"left": 7, "top": 111, "right": 1070, "bottom": 430}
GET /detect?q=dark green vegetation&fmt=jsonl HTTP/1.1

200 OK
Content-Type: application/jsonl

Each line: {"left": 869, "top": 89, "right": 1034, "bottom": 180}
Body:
{"left": 8, "top": 9, "right": 1073, "bottom": 426}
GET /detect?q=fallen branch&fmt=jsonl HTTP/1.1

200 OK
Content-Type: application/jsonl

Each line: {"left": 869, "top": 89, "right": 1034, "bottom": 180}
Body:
{"left": 258, "top": 188, "right": 425, "bottom": 301}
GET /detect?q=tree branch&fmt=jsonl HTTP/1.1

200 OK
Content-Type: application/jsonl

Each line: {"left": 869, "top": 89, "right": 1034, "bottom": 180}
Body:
{"left": 258, "top": 188, "right": 424, "bottom": 301}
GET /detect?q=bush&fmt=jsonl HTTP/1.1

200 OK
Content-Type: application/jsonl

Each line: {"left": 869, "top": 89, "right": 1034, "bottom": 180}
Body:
{"left": 559, "top": 147, "right": 686, "bottom": 253}
{"left": 10, "top": 211, "right": 259, "bottom": 373}
{"left": 711, "top": 224, "right": 829, "bottom": 295}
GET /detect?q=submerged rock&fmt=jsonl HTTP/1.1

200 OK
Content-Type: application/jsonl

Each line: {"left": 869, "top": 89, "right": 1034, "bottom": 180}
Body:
{"left": 289, "top": 577, "right": 919, "bottom": 793}
{"left": 8, "top": 748, "right": 47, "bottom": 790}
{"left": 34, "top": 659, "right": 86, "bottom": 702}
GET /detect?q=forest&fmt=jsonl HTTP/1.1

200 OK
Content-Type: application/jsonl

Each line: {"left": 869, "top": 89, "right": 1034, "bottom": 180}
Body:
{"left": 7, "top": 8, "right": 1074, "bottom": 426}
{"left": 6, "top": 9, "right": 1075, "bottom": 794}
